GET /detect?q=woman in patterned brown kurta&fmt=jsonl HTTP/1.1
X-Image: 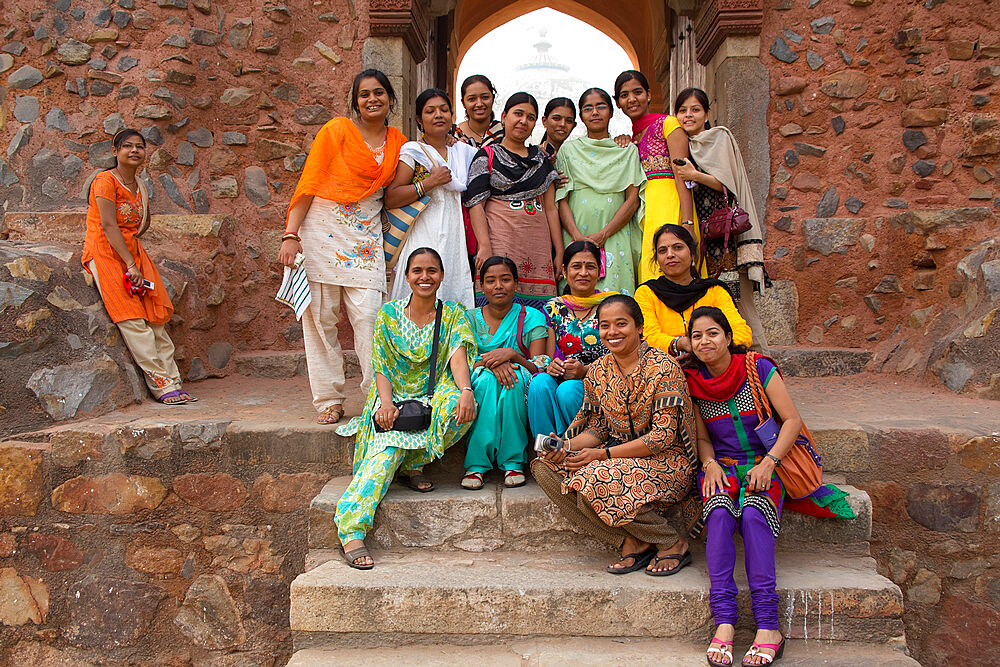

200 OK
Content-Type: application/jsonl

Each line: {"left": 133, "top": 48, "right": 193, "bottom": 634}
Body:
{"left": 532, "top": 294, "right": 697, "bottom": 575}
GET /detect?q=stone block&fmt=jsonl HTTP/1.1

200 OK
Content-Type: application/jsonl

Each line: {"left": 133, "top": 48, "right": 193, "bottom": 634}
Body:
{"left": 753, "top": 280, "right": 798, "bottom": 346}
{"left": 233, "top": 350, "right": 307, "bottom": 378}
{"left": 906, "top": 482, "right": 981, "bottom": 532}
{"left": 889, "top": 207, "right": 993, "bottom": 234}
{"left": 174, "top": 473, "right": 248, "bottom": 511}
{"left": 125, "top": 542, "right": 185, "bottom": 575}
{"left": 27, "top": 534, "right": 84, "bottom": 571}
{"left": 0, "top": 443, "right": 44, "bottom": 516}
{"left": 26, "top": 356, "right": 127, "bottom": 420}
{"left": 769, "top": 347, "right": 873, "bottom": 377}
{"left": 145, "top": 213, "right": 225, "bottom": 239}
{"left": 958, "top": 435, "right": 1000, "bottom": 477}
{"left": 871, "top": 428, "right": 949, "bottom": 472}
{"left": 51, "top": 473, "right": 167, "bottom": 514}
{"left": 803, "top": 218, "right": 865, "bottom": 255}
{"left": 819, "top": 70, "right": 870, "bottom": 98}
{"left": 116, "top": 423, "right": 176, "bottom": 460}
{"left": 253, "top": 472, "right": 328, "bottom": 513}
{"left": 175, "top": 575, "right": 246, "bottom": 649}
{"left": 0, "top": 568, "right": 49, "bottom": 625}
{"left": 62, "top": 575, "right": 165, "bottom": 648}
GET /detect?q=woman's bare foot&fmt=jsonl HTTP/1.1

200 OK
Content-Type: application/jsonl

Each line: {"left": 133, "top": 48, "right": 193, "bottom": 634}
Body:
{"left": 707, "top": 623, "right": 735, "bottom": 665}
{"left": 744, "top": 629, "right": 783, "bottom": 665}
{"left": 647, "top": 537, "right": 689, "bottom": 574}
{"left": 342, "top": 539, "right": 372, "bottom": 567}
{"left": 608, "top": 535, "right": 652, "bottom": 571}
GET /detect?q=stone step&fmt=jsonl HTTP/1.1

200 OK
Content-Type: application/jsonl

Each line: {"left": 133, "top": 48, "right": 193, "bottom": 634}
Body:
{"left": 289, "top": 549, "right": 905, "bottom": 647}
{"left": 288, "top": 638, "right": 919, "bottom": 666}
{"left": 308, "top": 477, "right": 871, "bottom": 554}
{"left": 770, "top": 347, "right": 873, "bottom": 377}
{"left": 231, "top": 350, "right": 359, "bottom": 379}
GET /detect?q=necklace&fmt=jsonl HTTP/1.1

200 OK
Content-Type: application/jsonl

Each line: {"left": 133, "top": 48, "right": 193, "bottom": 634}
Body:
{"left": 114, "top": 168, "right": 137, "bottom": 187}
{"left": 405, "top": 300, "right": 434, "bottom": 327}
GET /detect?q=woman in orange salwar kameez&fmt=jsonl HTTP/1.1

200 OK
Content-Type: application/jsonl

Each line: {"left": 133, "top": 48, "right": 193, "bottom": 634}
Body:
{"left": 83, "top": 129, "right": 193, "bottom": 405}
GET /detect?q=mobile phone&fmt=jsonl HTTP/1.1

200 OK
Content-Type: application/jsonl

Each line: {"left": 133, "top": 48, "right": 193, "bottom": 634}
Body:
{"left": 142, "top": 279, "right": 154, "bottom": 290}
{"left": 672, "top": 158, "right": 687, "bottom": 166}
{"left": 533, "top": 434, "right": 564, "bottom": 453}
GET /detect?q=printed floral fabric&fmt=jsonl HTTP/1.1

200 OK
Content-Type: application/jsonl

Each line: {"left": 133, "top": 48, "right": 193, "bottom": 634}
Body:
{"left": 560, "top": 344, "right": 697, "bottom": 526}
{"left": 299, "top": 192, "right": 387, "bottom": 291}
{"left": 543, "top": 298, "right": 608, "bottom": 364}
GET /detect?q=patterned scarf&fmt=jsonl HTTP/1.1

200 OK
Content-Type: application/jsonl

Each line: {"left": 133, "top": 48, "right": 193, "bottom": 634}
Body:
{"left": 631, "top": 113, "right": 665, "bottom": 139}
{"left": 559, "top": 290, "right": 618, "bottom": 312}
{"left": 462, "top": 144, "right": 558, "bottom": 207}
{"left": 684, "top": 353, "right": 747, "bottom": 402}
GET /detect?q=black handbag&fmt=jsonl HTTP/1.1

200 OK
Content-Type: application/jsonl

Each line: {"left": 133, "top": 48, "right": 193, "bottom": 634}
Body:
{"left": 373, "top": 300, "right": 443, "bottom": 433}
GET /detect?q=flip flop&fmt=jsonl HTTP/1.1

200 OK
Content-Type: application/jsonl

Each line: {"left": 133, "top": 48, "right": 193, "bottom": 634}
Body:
{"left": 461, "top": 472, "right": 485, "bottom": 490}
{"left": 158, "top": 390, "right": 188, "bottom": 405}
{"left": 707, "top": 637, "right": 735, "bottom": 666}
{"left": 342, "top": 545, "right": 374, "bottom": 570}
{"left": 178, "top": 390, "right": 198, "bottom": 402}
{"left": 606, "top": 547, "right": 656, "bottom": 575}
{"left": 741, "top": 639, "right": 784, "bottom": 666}
{"left": 646, "top": 550, "right": 692, "bottom": 576}
{"left": 399, "top": 471, "right": 434, "bottom": 493}
{"left": 503, "top": 470, "right": 526, "bottom": 488}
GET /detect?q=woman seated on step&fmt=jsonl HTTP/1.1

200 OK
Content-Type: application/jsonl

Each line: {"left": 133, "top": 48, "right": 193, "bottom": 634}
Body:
{"left": 334, "top": 248, "right": 477, "bottom": 570}
{"left": 83, "top": 128, "right": 195, "bottom": 405}
{"left": 634, "top": 224, "right": 751, "bottom": 361}
{"left": 532, "top": 295, "right": 697, "bottom": 576}
{"left": 462, "top": 256, "right": 549, "bottom": 490}
{"left": 526, "top": 241, "right": 614, "bottom": 441}
{"left": 684, "top": 306, "right": 854, "bottom": 666}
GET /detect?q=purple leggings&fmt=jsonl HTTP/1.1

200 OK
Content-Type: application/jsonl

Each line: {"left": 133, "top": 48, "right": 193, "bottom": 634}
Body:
{"left": 704, "top": 506, "right": 779, "bottom": 630}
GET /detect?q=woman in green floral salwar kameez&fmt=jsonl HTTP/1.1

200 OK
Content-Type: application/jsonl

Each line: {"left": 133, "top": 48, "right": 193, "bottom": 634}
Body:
{"left": 334, "top": 248, "right": 477, "bottom": 569}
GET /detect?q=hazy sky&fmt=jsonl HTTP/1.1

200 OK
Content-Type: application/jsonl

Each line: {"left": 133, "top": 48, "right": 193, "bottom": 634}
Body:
{"left": 455, "top": 8, "right": 635, "bottom": 142}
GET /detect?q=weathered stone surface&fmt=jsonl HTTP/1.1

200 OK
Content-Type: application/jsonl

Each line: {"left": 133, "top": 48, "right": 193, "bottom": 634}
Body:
{"left": 906, "top": 482, "right": 981, "bottom": 532}
{"left": 902, "top": 129, "right": 927, "bottom": 152}
{"left": 51, "top": 474, "right": 167, "bottom": 514}
{"left": 117, "top": 423, "right": 175, "bottom": 460}
{"left": 13, "top": 96, "right": 39, "bottom": 123}
{"left": 889, "top": 207, "right": 992, "bottom": 234}
{"left": 229, "top": 18, "right": 253, "bottom": 49}
{"left": 174, "top": 473, "right": 248, "bottom": 511}
{"left": 0, "top": 444, "right": 44, "bottom": 516}
{"left": 187, "top": 127, "right": 213, "bottom": 147}
{"left": 222, "top": 131, "right": 247, "bottom": 145}
{"left": 806, "top": 50, "right": 824, "bottom": 70}
{"left": 902, "top": 108, "right": 947, "bottom": 127}
{"left": 912, "top": 159, "right": 936, "bottom": 177}
{"left": 244, "top": 166, "right": 270, "bottom": 206}
{"left": 820, "top": 70, "right": 870, "bottom": 98}
{"left": 294, "top": 105, "right": 333, "bottom": 125}
{"left": 5, "top": 256, "right": 52, "bottom": 282}
{"left": 26, "top": 357, "right": 124, "bottom": 421}
{"left": 769, "top": 37, "right": 798, "bottom": 63}
{"left": 50, "top": 429, "right": 107, "bottom": 467}
{"left": 7, "top": 65, "right": 43, "bottom": 89}
{"left": 253, "top": 473, "right": 327, "bottom": 513}
{"left": 755, "top": 280, "right": 798, "bottom": 346}
{"left": 62, "top": 576, "right": 166, "bottom": 648}
{"left": 174, "top": 575, "right": 246, "bottom": 649}
{"left": 126, "top": 542, "right": 185, "bottom": 575}
{"left": 7, "top": 125, "right": 33, "bottom": 157}
{"left": 212, "top": 176, "right": 238, "bottom": 198}
{"left": 28, "top": 534, "right": 84, "bottom": 571}
{"left": 0, "top": 568, "right": 49, "bottom": 625}
{"left": 135, "top": 104, "right": 171, "bottom": 120}
{"left": 190, "top": 27, "right": 219, "bottom": 46}
{"left": 792, "top": 173, "right": 822, "bottom": 192}
{"left": 816, "top": 186, "right": 840, "bottom": 217}
{"left": 56, "top": 39, "right": 93, "bottom": 65}
{"left": 256, "top": 138, "right": 298, "bottom": 161}
{"left": 959, "top": 436, "right": 1000, "bottom": 477}
{"left": 803, "top": 218, "right": 864, "bottom": 255}
{"left": 220, "top": 87, "right": 253, "bottom": 106}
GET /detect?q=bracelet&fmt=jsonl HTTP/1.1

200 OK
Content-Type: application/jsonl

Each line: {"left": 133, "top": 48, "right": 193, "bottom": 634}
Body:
{"left": 565, "top": 437, "right": 572, "bottom": 453}
{"left": 281, "top": 232, "right": 300, "bottom": 242}
{"left": 668, "top": 337, "right": 678, "bottom": 356}
{"left": 604, "top": 444, "right": 613, "bottom": 460}
{"left": 681, "top": 220, "right": 694, "bottom": 226}
{"left": 766, "top": 453, "right": 781, "bottom": 467}
{"left": 704, "top": 458, "right": 718, "bottom": 469}
{"left": 414, "top": 181, "right": 424, "bottom": 197}
{"left": 460, "top": 386, "right": 473, "bottom": 393}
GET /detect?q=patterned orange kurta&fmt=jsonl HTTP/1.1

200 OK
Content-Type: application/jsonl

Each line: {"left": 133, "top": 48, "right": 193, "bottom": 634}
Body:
{"left": 562, "top": 343, "right": 697, "bottom": 526}
{"left": 82, "top": 171, "right": 172, "bottom": 324}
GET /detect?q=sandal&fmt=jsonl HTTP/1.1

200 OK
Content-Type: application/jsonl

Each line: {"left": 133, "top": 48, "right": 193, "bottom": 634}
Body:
{"left": 606, "top": 546, "right": 656, "bottom": 575}
{"left": 503, "top": 470, "right": 526, "bottom": 488}
{"left": 461, "top": 472, "right": 485, "bottom": 490}
{"left": 645, "top": 550, "right": 692, "bottom": 576}
{"left": 317, "top": 405, "right": 344, "bottom": 424}
{"left": 741, "top": 639, "right": 784, "bottom": 666}
{"left": 178, "top": 390, "right": 198, "bottom": 402}
{"left": 399, "top": 471, "right": 434, "bottom": 493}
{"left": 342, "top": 544, "right": 374, "bottom": 570}
{"left": 707, "top": 637, "right": 734, "bottom": 666}
{"left": 158, "top": 390, "right": 189, "bottom": 405}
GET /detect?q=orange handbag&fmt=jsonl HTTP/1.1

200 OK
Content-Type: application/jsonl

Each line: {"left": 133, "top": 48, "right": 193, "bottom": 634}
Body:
{"left": 744, "top": 352, "right": 823, "bottom": 499}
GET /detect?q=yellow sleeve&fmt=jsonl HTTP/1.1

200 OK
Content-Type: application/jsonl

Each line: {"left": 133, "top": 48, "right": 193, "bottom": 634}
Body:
{"left": 707, "top": 286, "right": 753, "bottom": 348}
{"left": 636, "top": 285, "right": 675, "bottom": 352}
{"left": 662, "top": 115, "right": 683, "bottom": 139}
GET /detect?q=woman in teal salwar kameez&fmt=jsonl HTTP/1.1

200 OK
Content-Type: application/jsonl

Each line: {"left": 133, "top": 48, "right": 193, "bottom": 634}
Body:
{"left": 334, "top": 248, "right": 477, "bottom": 569}
{"left": 463, "top": 257, "right": 549, "bottom": 490}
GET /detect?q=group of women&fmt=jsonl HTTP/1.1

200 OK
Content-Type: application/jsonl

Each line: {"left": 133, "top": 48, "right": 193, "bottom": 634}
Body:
{"left": 80, "top": 66, "right": 849, "bottom": 667}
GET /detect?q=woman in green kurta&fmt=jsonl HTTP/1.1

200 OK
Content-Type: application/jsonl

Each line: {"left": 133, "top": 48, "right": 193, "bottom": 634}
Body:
{"left": 463, "top": 257, "right": 549, "bottom": 490}
{"left": 334, "top": 248, "right": 477, "bottom": 569}
{"left": 556, "top": 87, "right": 646, "bottom": 295}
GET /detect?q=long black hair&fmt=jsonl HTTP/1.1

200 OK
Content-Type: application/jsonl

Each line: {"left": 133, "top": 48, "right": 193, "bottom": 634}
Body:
{"left": 404, "top": 247, "right": 443, "bottom": 273}
{"left": 460, "top": 74, "right": 497, "bottom": 122}
{"left": 503, "top": 91, "right": 539, "bottom": 115}
{"left": 650, "top": 223, "right": 698, "bottom": 277}
{"left": 687, "top": 306, "right": 748, "bottom": 356}
{"left": 596, "top": 294, "right": 644, "bottom": 328}
{"left": 479, "top": 255, "right": 519, "bottom": 284}
{"left": 110, "top": 129, "right": 145, "bottom": 169}
{"left": 614, "top": 69, "right": 650, "bottom": 99}
{"left": 674, "top": 87, "right": 712, "bottom": 131}
{"left": 415, "top": 88, "right": 453, "bottom": 132}
{"left": 350, "top": 69, "right": 396, "bottom": 123}
{"left": 540, "top": 97, "right": 576, "bottom": 144}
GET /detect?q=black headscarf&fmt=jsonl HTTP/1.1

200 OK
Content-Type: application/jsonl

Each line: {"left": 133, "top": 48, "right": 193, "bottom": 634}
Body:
{"left": 641, "top": 276, "right": 732, "bottom": 313}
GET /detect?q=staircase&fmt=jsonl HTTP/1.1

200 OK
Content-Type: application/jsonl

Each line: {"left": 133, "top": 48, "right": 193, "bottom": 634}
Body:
{"left": 287, "top": 439, "right": 917, "bottom": 664}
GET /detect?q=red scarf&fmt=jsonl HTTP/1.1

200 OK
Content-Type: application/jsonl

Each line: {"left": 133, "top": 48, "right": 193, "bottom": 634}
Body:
{"left": 684, "top": 353, "right": 748, "bottom": 401}
{"left": 631, "top": 113, "right": 665, "bottom": 139}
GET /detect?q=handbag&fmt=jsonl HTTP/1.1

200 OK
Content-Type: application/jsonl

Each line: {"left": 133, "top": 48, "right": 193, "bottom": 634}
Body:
{"left": 382, "top": 143, "right": 442, "bottom": 269}
{"left": 698, "top": 184, "right": 752, "bottom": 278}
{"left": 744, "top": 352, "right": 823, "bottom": 499}
{"left": 373, "top": 300, "right": 443, "bottom": 433}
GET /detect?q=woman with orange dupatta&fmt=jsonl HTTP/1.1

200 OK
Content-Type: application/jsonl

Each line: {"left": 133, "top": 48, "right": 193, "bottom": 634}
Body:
{"left": 83, "top": 129, "right": 192, "bottom": 405}
{"left": 279, "top": 69, "right": 405, "bottom": 424}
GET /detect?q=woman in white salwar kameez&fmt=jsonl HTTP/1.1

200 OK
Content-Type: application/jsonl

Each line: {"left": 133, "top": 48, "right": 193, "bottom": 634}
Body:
{"left": 385, "top": 88, "right": 477, "bottom": 309}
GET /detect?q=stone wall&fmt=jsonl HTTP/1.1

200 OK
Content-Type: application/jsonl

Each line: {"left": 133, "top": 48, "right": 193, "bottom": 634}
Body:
{"left": 761, "top": 0, "right": 1000, "bottom": 397}
{"left": 857, "top": 431, "right": 1000, "bottom": 665}
{"left": 0, "top": 422, "right": 331, "bottom": 665}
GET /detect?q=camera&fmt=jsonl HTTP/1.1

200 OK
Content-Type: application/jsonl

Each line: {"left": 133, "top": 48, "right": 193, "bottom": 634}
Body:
{"left": 533, "top": 434, "right": 565, "bottom": 453}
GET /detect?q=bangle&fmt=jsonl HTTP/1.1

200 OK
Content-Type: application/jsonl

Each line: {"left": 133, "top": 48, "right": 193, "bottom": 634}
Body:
{"left": 565, "top": 437, "right": 572, "bottom": 453}
{"left": 460, "top": 386, "right": 473, "bottom": 393}
{"left": 604, "top": 444, "right": 613, "bottom": 460}
{"left": 414, "top": 181, "right": 424, "bottom": 197}
{"left": 282, "top": 232, "right": 300, "bottom": 242}
{"left": 704, "top": 458, "right": 718, "bottom": 469}
{"left": 766, "top": 453, "right": 781, "bottom": 467}
{"left": 681, "top": 220, "right": 694, "bottom": 226}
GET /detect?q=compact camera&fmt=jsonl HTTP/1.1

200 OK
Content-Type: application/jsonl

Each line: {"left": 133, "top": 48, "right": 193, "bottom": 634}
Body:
{"left": 533, "top": 434, "right": 565, "bottom": 453}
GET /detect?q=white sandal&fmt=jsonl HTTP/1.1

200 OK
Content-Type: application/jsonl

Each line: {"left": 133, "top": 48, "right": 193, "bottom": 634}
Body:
{"left": 461, "top": 472, "right": 484, "bottom": 490}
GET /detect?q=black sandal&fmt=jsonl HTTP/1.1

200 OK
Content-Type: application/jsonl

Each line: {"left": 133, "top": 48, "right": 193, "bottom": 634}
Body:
{"left": 399, "top": 471, "right": 434, "bottom": 493}
{"left": 645, "top": 550, "right": 692, "bottom": 576}
{"left": 342, "top": 545, "right": 374, "bottom": 570}
{"left": 606, "top": 547, "right": 656, "bottom": 575}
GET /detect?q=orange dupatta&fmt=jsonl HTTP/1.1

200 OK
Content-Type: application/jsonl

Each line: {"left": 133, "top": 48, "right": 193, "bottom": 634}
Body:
{"left": 287, "top": 116, "right": 405, "bottom": 221}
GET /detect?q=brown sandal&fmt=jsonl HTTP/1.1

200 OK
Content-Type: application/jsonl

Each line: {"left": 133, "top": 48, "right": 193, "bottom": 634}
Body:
{"left": 342, "top": 545, "right": 374, "bottom": 570}
{"left": 317, "top": 405, "right": 345, "bottom": 424}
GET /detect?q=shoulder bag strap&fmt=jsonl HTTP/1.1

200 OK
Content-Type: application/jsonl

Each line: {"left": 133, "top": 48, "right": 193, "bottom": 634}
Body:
{"left": 427, "top": 300, "right": 443, "bottom": 396}
{"left": 744, "top": 352, "right": 773, "bottom": 422}
{"left": 515, "top": 305, "right": 529, "bottom": 357}
{"left": 417, "top": 142, "right": 441, "bottom": 168}
{"left": 484, "top": 145, "right": 494, "bottom": 173}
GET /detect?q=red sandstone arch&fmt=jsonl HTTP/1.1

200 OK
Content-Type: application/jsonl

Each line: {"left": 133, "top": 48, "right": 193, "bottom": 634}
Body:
{"left": 451, "top": 0, "right": 667, "bottom": 110}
